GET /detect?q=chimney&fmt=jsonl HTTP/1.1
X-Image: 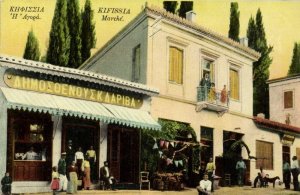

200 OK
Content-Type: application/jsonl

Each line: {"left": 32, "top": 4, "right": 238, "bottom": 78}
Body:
{"left": 257, "top": 113, "right": 265, "bottom": 119}
{"left": 239, "top": 37, "right": 248, "bottom": 47}
{"left": 186, "top": 10, "right": 196, "bottom": 22}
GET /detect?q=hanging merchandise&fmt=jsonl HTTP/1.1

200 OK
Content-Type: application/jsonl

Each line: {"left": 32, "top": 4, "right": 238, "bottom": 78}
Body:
{"left": 174, "top": 160, "right": 179, "bottom": 167}
{"left": 178, "top": 160, "right": 183, "bottom": 167}
{"left": 160, "top": 140, "right": 165, "bottom": 148}
{"left": 166, "top": 158, "right": 173, "bottom": 165}
{"left": 153, "top": 142, "right": 158, "bottom": 149}
{"left": 158, "top": 151, "right": 163, "bottom": 158}
{"left": 170, "top": 142, "right": 174, "bottom": 147}
{"left": 164, "top": 141, "right": 169, "bottom": 149}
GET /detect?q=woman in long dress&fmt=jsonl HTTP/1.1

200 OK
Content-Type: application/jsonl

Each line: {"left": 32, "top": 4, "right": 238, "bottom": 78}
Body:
{"left": 67, "top": 161, "right": 78, "bottom": 194}
{"left": 82, "top": 156, "right": 91, "bottom": 190}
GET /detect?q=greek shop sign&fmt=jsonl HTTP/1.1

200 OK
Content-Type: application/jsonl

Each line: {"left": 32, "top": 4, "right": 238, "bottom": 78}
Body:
{"left": 4, "top": 72, "right": 143, "bottom": 109}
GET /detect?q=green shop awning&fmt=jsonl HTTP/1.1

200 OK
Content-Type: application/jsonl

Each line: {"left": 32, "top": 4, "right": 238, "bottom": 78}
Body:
{"left": 0, "top": 87, "right": 161, "bottom": 130}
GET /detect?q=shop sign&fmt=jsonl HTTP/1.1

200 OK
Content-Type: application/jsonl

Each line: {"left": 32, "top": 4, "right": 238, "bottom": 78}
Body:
{"left": 4, "top": 73, "right": 143, "bottom": 109}
{"left": 281, "top": 134, "right": 295, "bottom": 146}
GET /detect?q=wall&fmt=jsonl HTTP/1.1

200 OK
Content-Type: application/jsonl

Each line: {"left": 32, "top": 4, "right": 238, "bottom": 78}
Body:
{"left": 269, "top": 78, "right": 300, "bottom": 126}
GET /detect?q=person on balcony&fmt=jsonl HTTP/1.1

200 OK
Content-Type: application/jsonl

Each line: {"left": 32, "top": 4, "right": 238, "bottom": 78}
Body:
{"left": 220, "top": 85, "right": 228, "bottom": 104}
{"left": 208, "top": 82, "right": 216, "bottom": 102}
{"left": 199, "top": 73, "right": 211, "bottom": 101}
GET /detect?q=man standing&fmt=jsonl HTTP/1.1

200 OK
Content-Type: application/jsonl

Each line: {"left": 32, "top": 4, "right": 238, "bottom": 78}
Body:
{"left": 199, "top": 73, "right": 211, "bottom": 101}
{"left": 86, "top": 145, "right": 97, "bottom": 182}
{"left": 236, "top": 156, "right": 246, "bottom": 186}
{"left": 283, "top": 159, "right": 291, "bottom": 189}
{"left": 66, "top": 140, "right": 75, "bottom": 167}
{"left": 205, "top": 157, "right": 215, "bottom": 192}
{"left": 58, "top": 152, "right": 68, "bottom": 191}
{"left": 291, "top": 156, "right": 299, "bottom": 191}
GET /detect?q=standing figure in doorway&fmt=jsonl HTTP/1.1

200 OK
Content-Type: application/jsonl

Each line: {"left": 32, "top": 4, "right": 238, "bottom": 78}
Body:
{"left": 82, "top": 155, "right": 91, "bottom": 190}
{"left": 291, "top": 156, "right": 299, "bottom": 191}
{"left": 236, "top": 156, "right": 246, "bottom": 186}
{"left": 86, "top": 146, "right": 96, "bottom": 182}
{"left": 283, "top": 159, "right": 291, "bottom": 189}
{"left": 1, "top": 172, "right": 12, "bottom": 195}
{"left": 66, "top": 140, "right": 75, "bottom": 167}
{"left": 205, "top": 157, "right": 215, "bottom": 192}
{"left": 75, "top": 147, "right": 84, "bottom": 180}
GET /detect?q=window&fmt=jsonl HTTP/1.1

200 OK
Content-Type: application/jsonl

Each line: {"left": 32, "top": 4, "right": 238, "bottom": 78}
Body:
{"left": 230, "top": 68, "right": 239, "bottom": 100}
{"left": 284, "top": 91, "right": 293, "bottom": 109}
{"left": 256, "top": 140, "right": 273, "bottom": 170}
{"left": 132, "top": 45, "right": 141, "bottom": 82}
{"left": 169, "top": 46, "right": 183, "bottom": 84}
{"left": 202, "top": 59, "right": 215, "bottom": 83}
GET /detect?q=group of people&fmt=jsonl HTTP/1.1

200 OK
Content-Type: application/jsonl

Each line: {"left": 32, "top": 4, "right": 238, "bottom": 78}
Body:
{"left": 283, "top": 156, "right": 300, "bottom": 191}
{"left": 50, "top": 140, "right": 97, "bottom": 194}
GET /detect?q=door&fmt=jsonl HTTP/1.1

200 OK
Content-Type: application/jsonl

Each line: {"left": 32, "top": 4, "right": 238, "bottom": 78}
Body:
{"left": 108, "top": 125, "right": 140, "bottom": 183}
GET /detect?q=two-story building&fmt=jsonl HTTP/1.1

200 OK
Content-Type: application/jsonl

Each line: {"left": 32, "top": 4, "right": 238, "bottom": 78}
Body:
{"left": 79, "top": 5, "right": 290, "bottom": 184}
{"left": 0, "top": 54, "right": 160, "bottom": 193}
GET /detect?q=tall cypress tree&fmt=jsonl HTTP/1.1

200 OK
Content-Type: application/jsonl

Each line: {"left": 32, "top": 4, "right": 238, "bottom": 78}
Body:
{"left": 178, "top": 1, "right": 193, "bottom": 18}
{"left": 228, "top": 2, "right": 240, "bottom": 42}
{"left": 46, "top": 0, "right": 70, "bottom": 67}
{"left": 67, "top": 0, "right": 82, "bottom": 68}
{"left": 163, "top": 1, "right": 178, "bottom": 14}
{"left": 81, "top": 0, "right": 96, "bottom": 63}
{"left": 23, "top": 29, "right": 41, "bottom": 61}
{"left": 288, "top": 43, "right": 300, "bottom": 76}
{"left": 247, "top": 8, "right": 273, "bottom": 118}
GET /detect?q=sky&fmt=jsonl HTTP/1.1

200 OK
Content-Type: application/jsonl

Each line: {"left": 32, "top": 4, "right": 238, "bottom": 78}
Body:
{"left": 1, "top": 0, "right": 300, "bottom": 79}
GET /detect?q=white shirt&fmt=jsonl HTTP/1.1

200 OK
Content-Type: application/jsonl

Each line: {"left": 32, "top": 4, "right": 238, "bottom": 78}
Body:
{"left": 291, "top": 159, "right": 299, "bottom": 169}
{"left": 105, "top": 167, "right": 109, "bottom": 177}
{"left": 23, "top": 151, "right": 38, "bottom": 160}
{"left": 200, "top": 179, "right": 212, "bottom": 192}
{"left": 75, "top": 151, "right": 84, "bottom": 161}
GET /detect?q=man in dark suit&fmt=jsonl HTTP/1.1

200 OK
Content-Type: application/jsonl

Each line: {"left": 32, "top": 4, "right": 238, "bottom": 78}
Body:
{"left": 100, "top": 161, "right": 116, "bottom": 189}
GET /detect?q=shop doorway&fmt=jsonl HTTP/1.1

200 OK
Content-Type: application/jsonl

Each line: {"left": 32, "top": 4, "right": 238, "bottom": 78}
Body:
{"left": 282, "top": 145, "right": 290, "bottom": 179}
{"left": 62, "top": 118, "right": 100, "bottom": 178}
{"left": 108, "top": 125, "right": 139, "bottom": 184}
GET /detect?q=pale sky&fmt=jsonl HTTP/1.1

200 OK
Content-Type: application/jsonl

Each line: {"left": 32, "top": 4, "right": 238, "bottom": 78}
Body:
{"left": 1, "top": 0, "right": 300, "bottom": 79}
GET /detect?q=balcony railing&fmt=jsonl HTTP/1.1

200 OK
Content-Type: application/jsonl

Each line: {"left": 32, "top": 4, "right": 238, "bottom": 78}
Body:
{"left": 196, "top": 86, "right": 229, "bottom": 115}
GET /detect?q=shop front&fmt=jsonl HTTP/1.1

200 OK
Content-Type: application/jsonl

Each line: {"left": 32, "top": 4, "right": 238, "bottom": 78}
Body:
{"left": 0, "top": 55, "right": 160, "bottom": 193}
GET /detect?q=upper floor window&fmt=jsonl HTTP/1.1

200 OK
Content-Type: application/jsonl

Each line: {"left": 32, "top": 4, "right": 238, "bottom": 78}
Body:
{"left": 230, "top": 68, "right": 240, "bottom": 100}
{"left": 284, "top": 90, "right": 293, "bottom": 109}
{"left": 132, "top": 44, "right": 141, "bottom": 82}
{"left": 169, "top": 46, "right": 183, "bottom": 84}
{"left": 202, "top": 59, "right": 215, "bottom": 83}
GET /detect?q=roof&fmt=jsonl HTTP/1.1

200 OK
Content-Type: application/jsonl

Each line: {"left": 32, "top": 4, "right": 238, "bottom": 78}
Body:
{"left": 0, "top": 54, "right": 159, "bottom": 96}
{"left": 253, "top": 116, "right": 300, "bottom": 135}
{"left": 268, "top": 74, "right": 300, "bottom": 84}
{"left": 81, "top": 4, "right": 260, "bottom": 69}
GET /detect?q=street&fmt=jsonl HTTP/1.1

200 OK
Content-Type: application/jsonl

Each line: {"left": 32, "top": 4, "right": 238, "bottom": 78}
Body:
{"left": 21, "top": 185, "right": 300, "bottom": 195}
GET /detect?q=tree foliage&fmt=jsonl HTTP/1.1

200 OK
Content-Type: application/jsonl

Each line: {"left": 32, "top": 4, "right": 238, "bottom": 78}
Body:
{"left": 81, "top": 0, "right": 97, "bottom": 63}
{"left": 163, "top": 1, "right": 178, "bottom": 13}
{"left": 23, "top": 29, "right": 41, "bottom": 61}
{"left": 228, "top": 2, "right": 240, "bottom": 42}
{"left": 247, "top": 8, "right": 273, "bottom": 118}
{"left": 178, "top": 1, "right": 193, "bottom": 18}
{"left": 288, "top": 43, "right": 300, "bottom": 76}
{"left": 46, "top": 0, "right": 70, "bottom": 67}
{"left": 67, "top": 0, "right": 82, "bottom": 68}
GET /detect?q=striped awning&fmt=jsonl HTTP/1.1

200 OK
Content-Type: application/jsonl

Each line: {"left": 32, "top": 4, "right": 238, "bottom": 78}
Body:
{"left": 0, "top": 87, "right": 161, "bottom": 130}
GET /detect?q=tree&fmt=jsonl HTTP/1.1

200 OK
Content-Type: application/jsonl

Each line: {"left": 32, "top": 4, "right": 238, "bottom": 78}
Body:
{"left": 228, "top": 2, "right": 240, "bottom": 42}
{"left": 178, "top": 1, "right": 193, "bottom": 18}
{"left": 247, "top": 8, "right": 273, "bottom": 118}
{"left": 46, "top": 0, "right": 70, "bottom": 67}
{"left": 288, "top": 43, "right": 300, "bottom": 76}
{"left": 23, "top": 29, "right": 41, "bottom": 61}
{"left": 67, "top": 0, "right": 82, "bottom": 68}
{"left": 81, "top": 0, "right": 97, "bottom": 63}
{"left": 163, "top": 1, "right": 178, "bottom": 13}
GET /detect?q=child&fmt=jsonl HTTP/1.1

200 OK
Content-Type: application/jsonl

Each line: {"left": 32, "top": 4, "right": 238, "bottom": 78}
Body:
{"left": 50, "top": 166, "right": 60, "bottom": 194}
{"left": 1, "top": 172, "right": 12, "bottom": 195}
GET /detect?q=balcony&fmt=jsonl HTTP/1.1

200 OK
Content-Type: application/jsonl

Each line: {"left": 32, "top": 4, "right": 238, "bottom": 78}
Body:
{"left": 196, "top": 86, "right": 229, "bottom": 116}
